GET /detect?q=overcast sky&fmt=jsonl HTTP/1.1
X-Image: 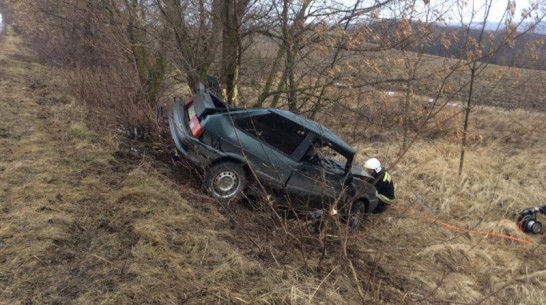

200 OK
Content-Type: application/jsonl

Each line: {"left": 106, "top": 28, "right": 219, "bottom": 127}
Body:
{"left": 452, "top": 0, "right": 532, "bottom": 22}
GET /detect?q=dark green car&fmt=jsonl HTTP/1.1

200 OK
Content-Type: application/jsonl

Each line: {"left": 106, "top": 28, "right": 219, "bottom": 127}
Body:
{"left": 169, "top": 84, "right": 378, "bottom": 227}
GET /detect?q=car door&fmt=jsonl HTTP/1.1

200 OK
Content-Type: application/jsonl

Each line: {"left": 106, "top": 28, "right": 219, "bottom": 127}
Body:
{"left": 284, "top": 150, "right": 348, "bottom": 210}
{"left": 232, "top": 112, "right": 307, "bottom": 193}
{"left": 237, "top": 133, "right": 297, "bottom": 192}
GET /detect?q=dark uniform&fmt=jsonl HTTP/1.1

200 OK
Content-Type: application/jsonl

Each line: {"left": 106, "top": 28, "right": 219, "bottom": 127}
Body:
{"left": 370, "top": 170, "right": 395, "bottom": 213}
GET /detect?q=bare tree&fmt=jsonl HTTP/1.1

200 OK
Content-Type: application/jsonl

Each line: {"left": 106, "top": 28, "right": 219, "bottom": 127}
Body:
{"left": 457, "top": 0, "right": 546, "bottom": 175}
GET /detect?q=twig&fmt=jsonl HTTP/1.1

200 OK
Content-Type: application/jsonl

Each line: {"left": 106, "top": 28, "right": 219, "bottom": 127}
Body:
{"left": 201, "top": 236, "right": 209, "bottom": 260}
{"left": 92, "top": 254, "right": 114, "bottom": 265}
{"left": 222, "top": 201, "right": 263, "bottom": 251}
{"left": 269, "top": 247, "right": 281, "bottom": 267}
{"left": 33, "top": 255, "right": 44, "bottom": 264}
{"left": 413, "top": 272, "right": 448, "bottom": 303}
{"left": 308, "top": 266, "right": 338, "bottom": 304}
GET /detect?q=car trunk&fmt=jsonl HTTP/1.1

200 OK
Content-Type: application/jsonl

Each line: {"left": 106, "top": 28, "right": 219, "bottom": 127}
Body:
{"left": 182, "top": 84, "right": 232, "bottom": 137}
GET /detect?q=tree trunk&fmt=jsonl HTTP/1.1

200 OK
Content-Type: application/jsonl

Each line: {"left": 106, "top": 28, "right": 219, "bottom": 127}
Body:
{"left": 458, "top": 61, "right": 476, "bottom": 176}
{"left": 127, "top": 0, "right": 166, "bottom": 107}
{"left": 255, "top": 45, "right": 285, "bottom": 107}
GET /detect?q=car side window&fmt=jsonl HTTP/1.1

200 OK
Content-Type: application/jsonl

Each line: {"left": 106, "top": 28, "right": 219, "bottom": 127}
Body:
{"left": 235, "top": 113, "right": 307, "bottom": 155}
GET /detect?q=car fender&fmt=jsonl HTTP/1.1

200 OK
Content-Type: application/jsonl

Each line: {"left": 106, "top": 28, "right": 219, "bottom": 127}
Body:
{"left": 206, "top": 154, "right": 250, "bottom": 175}
{"left": 350, "top": 179, "right": 379, "bottom": 213}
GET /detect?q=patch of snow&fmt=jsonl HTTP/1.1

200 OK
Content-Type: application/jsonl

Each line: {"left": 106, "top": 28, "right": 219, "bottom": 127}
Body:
{"left": 447, "top": 102, "right": 461, "bottom": 108}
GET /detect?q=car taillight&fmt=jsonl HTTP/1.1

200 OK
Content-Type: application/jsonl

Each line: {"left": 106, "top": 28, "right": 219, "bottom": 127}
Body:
{"left": 184, "top": 96, "right": 205, "bottom": 138}
{"left": 188, "top": 116, "right": 205, "bottom": 138}
{"left": 359, "top": 176, "right": 369, "bottom": 182}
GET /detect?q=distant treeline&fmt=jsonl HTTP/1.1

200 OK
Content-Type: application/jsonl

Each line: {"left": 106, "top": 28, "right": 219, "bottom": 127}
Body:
{"left": 417, "top": 22, "right": 546, "bottom": 70}
{"left": 361, "top": 19, "right": 546, "bottom": 70}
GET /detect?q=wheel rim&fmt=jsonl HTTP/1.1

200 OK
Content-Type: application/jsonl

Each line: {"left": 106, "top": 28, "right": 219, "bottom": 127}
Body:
{"left": 531, "top": 222, "right": 542, "bottom": 234}
{"left": 213, "top": 170, "right": 239, "bottom": 198}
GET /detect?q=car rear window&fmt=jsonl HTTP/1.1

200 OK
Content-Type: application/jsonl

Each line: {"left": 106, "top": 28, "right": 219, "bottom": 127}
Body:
{"left": 235, "top": 113, "right": 307, "bottom": 155}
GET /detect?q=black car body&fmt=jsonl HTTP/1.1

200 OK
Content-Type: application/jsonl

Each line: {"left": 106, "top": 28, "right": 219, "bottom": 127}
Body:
{"left": 169, "top": 84, "right": 378, "bottom": 222}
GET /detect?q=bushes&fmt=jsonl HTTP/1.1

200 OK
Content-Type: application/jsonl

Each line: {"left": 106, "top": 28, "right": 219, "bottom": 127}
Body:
{"left": 67, "top": 65, "right": 160, "bottom": 139}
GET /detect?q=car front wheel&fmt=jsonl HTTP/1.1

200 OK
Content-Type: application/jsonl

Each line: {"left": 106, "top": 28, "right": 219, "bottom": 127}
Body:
{"left": 349, "top": 200, "right": 366, "bottom": 233}
{"left": 206, "top": 162, "right": 246, "bottom": 200}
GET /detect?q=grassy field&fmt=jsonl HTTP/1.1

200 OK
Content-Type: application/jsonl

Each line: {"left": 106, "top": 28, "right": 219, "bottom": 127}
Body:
{"left": 1, "top": 27, "right": 546, "bottom": 304}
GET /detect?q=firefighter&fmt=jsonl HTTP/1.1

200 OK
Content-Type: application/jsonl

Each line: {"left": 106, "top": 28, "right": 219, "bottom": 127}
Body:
{"left": 364, "top": 158, "right": 395, "bottom": 213}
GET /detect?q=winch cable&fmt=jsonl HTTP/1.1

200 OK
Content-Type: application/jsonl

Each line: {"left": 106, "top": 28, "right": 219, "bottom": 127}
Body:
{"left": 338, "top": 204, "right": 531, "bottom": 244}
{"left": 390, "top": 204, "right": 530, "bottom": 244}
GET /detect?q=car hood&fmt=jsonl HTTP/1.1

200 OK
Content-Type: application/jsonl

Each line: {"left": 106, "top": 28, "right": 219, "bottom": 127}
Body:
{"left": 328, "top": 159, "right": 373, "bottom": 179}
{"left": 351, "top": 165, "right": 373, "bottom": 179}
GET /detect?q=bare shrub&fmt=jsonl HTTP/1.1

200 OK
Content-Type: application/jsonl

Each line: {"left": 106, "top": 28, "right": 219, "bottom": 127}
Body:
{"left": 317, "top": 88, "right": 468, "bottom": 146}
{"left": 66, "top": 65, "right": 159, "bottom": 139}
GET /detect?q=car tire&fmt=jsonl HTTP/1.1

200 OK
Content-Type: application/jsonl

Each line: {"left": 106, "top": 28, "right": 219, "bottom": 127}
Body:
{"left": 349, "top": 200, "right": 366, "bottom": 233}
{"left": 205, "top": 162, "right": 246, "bottom": 200}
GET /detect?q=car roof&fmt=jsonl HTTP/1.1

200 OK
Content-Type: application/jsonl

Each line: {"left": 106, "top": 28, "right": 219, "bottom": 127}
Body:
{"left": 195, "top": 84, "right": 356, "bottom": 158}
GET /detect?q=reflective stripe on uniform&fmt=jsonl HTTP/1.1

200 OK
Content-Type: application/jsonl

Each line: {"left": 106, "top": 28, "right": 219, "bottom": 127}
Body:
{"left": 377, "top": 193, "right": 394, "bottom": 204}
{"left": 383, "top": 172, "right": 392, "bottom": 183}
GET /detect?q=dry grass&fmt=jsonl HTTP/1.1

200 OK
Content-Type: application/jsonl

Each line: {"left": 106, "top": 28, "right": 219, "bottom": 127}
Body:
{"left": 347, "top": 104, "right": 546, "bottom": 303}
{"left": 2, "top": 26, "right": 546, "bottom": 305}
{"left": 0, "top": 27, "right": 357, "bottom": 304}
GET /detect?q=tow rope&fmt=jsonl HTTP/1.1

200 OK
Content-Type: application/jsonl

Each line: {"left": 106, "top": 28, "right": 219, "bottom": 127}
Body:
{"left": 389, "top": 204, "right": 530, "bottom": 244}
{"left": 337, "top": 204, "right": 531, "bottom": 244}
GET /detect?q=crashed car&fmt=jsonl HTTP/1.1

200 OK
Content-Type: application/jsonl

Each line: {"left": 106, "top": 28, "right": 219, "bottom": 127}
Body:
{"left": 169, "top": 83, "right": 378, "bottom": 228}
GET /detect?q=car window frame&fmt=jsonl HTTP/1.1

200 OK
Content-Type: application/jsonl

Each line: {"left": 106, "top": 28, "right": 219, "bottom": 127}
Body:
{"left": 298, "top": 132, "right": 347, "bottom": 160}
{"left": 234, "top": 112, "right": 310, "bottom": 160}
